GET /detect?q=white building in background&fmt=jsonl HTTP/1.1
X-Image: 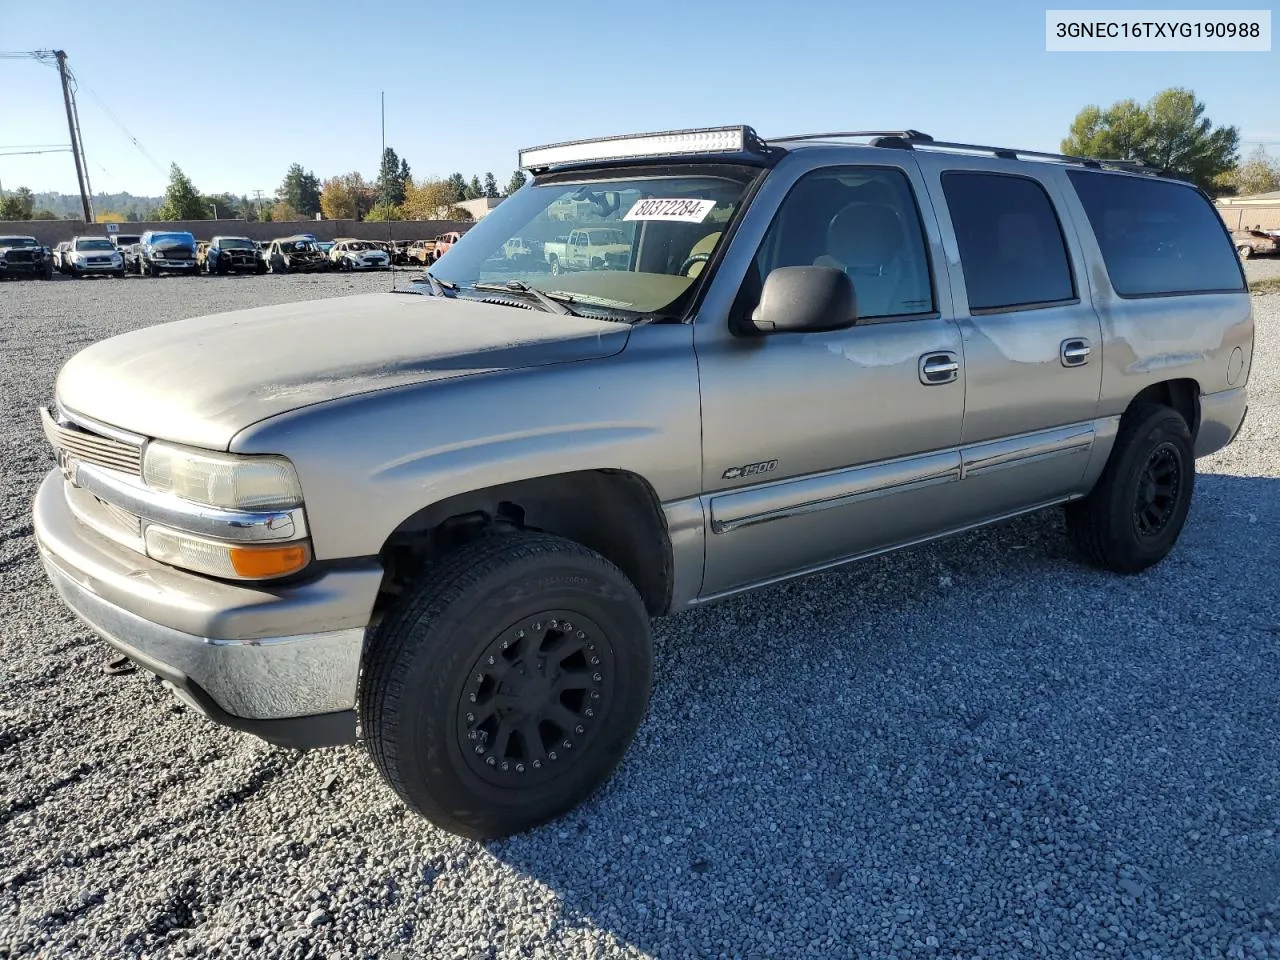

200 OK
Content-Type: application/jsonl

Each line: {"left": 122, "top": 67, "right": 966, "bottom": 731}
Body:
{"left": 456, "top": 197, "right": 503, "bottom": 221}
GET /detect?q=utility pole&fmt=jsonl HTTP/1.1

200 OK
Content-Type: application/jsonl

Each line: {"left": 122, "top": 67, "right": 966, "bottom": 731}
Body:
{"left": 54, "top": 50, "right": 92, "bottom": 222}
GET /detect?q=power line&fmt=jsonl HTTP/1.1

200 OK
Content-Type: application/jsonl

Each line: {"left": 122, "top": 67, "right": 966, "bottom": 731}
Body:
{"left": 67, "top": 69, "right": 168, "bottom": 176}
{"left": 0, "top": 148, "right": 72, "bottom": 156}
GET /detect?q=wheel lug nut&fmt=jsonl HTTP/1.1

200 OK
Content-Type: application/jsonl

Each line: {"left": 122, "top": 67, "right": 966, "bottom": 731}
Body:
{"left": 501, "top": 762, "right": 509, "bottom": 771}
{"left": 562, "top": 740, "right": 572, "bottom": 749}
{"left": 533, "top": 622, "right": 542, "bottom": 631}
{"left": 466, "top": 712, "right": 474, "bottom": 723}
{"left": 515, "top": 763, "right": 525, "bottom": 773}
{"left": 468, "top": 693, "right": 477, "bottom": 703}
{"left": 576, "top": 631, "right": 585, "bottom": 639}
{"left": 487, "top": 656, "right": 495, "bottom": 665}
{"left": 550, "top": 619, "right": 559, "bottom": 628}
{"left": 533, "top": 759, "right": 542, "bottom": 769}
{"left": 590, "top": 656, "right": 600, "bottom": 665}
{"left": 592, "top": 673, "right": 602, "bottom": 682}
{"left": 586, "top": 642, "right": 594, "bottom": 650}
{"left": 549, "top": 751, "right": 558, "bottom": 761}
{"left": 474, "top": 745, "right": 484, "bottom": 754}
{"left": 486, "top": 756, "right": 496, "bottom": 766}
{"left": 516, "top": 629, "right": 525, "bottom": 639}
{"left": 469, "top": 731, "right": 478, "bottom": 741}
{"left": 585, "top": 708, "right": 594, "bottom": 718}
{"left": 575, "top": 725, "right": 584, "bottom": 734}
{"left": 590, "top": 691, "right": 600, "bottom": 699}
{"left": 563, "top": 622, "right": 573, "bottom": 631}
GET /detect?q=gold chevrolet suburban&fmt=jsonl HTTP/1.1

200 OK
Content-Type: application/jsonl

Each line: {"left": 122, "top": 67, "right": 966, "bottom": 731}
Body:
{"left": 34, "top": 126, "right": 1253, "bottom": 839}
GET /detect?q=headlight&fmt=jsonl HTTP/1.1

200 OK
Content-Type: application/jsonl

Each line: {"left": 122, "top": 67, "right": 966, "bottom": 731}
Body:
{"left": 142, "top": 441, "right": 304, "bottom": 510}
{"left": 144, "top": 524, "right": 311, "bottom": 580}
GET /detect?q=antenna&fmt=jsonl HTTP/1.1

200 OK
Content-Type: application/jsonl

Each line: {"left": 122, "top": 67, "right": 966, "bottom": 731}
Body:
{"left": 383, "top": 90, "right": 396, "bottom": 293}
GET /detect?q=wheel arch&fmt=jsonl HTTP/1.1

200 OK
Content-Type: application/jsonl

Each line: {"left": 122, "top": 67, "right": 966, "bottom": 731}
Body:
{"left": 376, "top": 469, "right": 673, "bottom": 618}
{"left": 1125, "top": 378, "right": 1200, "bottom": 439}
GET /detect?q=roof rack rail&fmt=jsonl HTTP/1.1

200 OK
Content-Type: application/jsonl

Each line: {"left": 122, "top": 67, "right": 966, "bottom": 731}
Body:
{"left": 769, "top": 130, "right": 934, "bottom": 145}
{"left": 881, "top": 134, "right": 1171, "bottom": 177}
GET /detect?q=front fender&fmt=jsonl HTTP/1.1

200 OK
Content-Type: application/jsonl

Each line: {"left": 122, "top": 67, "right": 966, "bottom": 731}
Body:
{"left": 229, "top": 323, "right": 701, "bottom": 561}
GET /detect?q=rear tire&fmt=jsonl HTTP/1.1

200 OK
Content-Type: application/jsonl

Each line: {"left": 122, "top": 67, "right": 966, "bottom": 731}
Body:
{"left": 1237, "top": 245, "right": 1253, "bottom": 259}
{"left": 360, "top": 532, "right": 653, "bottom": 840}
{"left": 1065, "top": 405, "right": 1195, "bottom": 574}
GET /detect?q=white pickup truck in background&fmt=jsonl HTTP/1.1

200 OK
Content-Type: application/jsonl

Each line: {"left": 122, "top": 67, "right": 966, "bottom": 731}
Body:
{"left": 541, "top": 226, "right": 632, "bottom": 275}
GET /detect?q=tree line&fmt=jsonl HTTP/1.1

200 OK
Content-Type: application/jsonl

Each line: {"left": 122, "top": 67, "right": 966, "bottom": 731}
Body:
{"left": 3, "top": 89, "right": 1278, "bottom": 223}
{"left": 103, "top": 150, "right": 530, "bottom": 225}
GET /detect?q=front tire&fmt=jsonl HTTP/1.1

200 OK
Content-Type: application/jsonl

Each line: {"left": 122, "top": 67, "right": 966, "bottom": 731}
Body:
{"left": 1237, "top": 244, "right": 1253, "bottom": 259}
{"left": 360, "top": 532, "right": 653, "bottom": 840}
{"left": 1064, "top": 405, "right": 1195, "bottom": 574}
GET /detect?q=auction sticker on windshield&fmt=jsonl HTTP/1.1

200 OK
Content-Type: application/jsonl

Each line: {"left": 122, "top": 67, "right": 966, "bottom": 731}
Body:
{"left": 624, "top": 198, "right": 717, "bottom": 222}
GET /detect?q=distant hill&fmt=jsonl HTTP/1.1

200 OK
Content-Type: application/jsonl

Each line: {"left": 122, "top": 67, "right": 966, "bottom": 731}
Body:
{"left": 34, "top": 192, "right": 163, "bottom": 221}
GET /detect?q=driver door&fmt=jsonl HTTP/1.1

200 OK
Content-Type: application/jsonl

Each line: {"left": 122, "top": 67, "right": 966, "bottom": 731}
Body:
{"left": 695, "top": 161, "right": 967, "bottom": 598}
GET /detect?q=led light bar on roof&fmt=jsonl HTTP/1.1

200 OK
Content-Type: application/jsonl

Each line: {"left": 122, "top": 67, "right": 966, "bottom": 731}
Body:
{"left": 519, "top": 126, "right": 752, "bottom": 171}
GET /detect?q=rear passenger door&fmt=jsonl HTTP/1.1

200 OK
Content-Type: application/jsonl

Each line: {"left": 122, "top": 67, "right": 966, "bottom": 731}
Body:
{"left": 918, "top": 159, "right": 1103, "bottom": 519}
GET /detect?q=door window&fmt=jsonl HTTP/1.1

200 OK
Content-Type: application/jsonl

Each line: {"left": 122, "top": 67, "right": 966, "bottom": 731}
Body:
{"left": 750, "top": 166, "right": 935, "bottom": 321}
{"left": 941, "top": 172, "right": 1076, "bottom": 313}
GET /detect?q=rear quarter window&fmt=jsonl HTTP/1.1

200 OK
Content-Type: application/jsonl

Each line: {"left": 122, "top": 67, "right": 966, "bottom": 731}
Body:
{"left": 1066, "top": 170, "right": 1245, "bottom": 297}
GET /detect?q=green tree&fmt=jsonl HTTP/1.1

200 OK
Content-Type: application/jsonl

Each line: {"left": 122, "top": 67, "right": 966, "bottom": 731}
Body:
{"left": 504, "top": 170, "right": 528, "bottom": 196}
{"left": 376, "top": 147, "right": 409, "bottom": 208}
{"left": 321, "top": 172, "right": 374, "bottom": 220}
{"left": 155, "top": 164, "right": 211, "bottom": 220}
{"left": 1061, "top": 88, "right": 1238, "bottom": 192}
{"left": 365, "top": 202, "right": 403, "bottom": 222}
{"left": 0, "top": 187, "right": 34, "bottom": 220}
{"left": 445, "top": 173, "right": 468, "bottom": 205}
{"left": 204, "top": 193, "right": 244, "bottom": 220}
{"left": 277, "top": 163, "right": 321, "bottom": 217}
{"left": 402, "top": 177, "right": 454, "bottom": 220}
{"left": 464, "top": 175, "right": 483, "bottom": 200}
{"left": 1214, "top": 145, "right": 1280, "bottom": 197}
{"left": 30, "top": 209, "right": 58, "bottom": 220}
{"left": 483, "top": 172, "right": 500, "bottom": 199}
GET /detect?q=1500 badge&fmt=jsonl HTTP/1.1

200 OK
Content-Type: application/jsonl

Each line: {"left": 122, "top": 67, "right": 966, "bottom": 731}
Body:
{"left": 722, "top": 459, "right": 778, "bottom": 480}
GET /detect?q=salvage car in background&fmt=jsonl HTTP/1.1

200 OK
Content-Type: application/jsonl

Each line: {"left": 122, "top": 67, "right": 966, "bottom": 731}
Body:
{"left": 204, "top": 236, "right": 268, "bottom": 274}
{"left": 51, "top": 241, "right": 73, "bottom": 273}
{"left": 407, "top": 238, "right": 436, "bottom": 264}
{"left": 135, "top": 230, "right": 200, "bottom": 277}
{"left": 64, "top": 236, "right": 127, "bottom": 279}
{"left": 0, "top": 235, "right": 53, "bottom": 280}
{"left": 431, "top": 231, "right": 462, "bottom": 261}
{"left": 330, "top": 238, "right": 392, "bottom": 271}
{"left": 1232, "top": 229, "right": 1279, "bottom": 259}
{"left": 266, "top": 236, "right": 331, "bottom": 273}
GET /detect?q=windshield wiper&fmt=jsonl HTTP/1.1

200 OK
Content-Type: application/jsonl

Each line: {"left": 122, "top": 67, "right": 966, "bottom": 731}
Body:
{"left": 423, "top": 272, "right": 457, "bottom": 298}
{"left": 472, "top": 280, "right": 583, "bottom": 317}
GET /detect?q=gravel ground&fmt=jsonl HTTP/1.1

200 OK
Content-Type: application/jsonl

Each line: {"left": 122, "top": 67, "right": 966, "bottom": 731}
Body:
{"left": 1, "top": 269, "right": 1278, "bottom": 960}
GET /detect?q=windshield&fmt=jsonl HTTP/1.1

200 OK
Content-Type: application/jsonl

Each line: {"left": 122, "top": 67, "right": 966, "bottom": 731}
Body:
{"left": 75, "top": 238, "right": 115, "bottom": 251}
{"left": 346, "top": 241, "right": 374, "bottom": 251}
{"left": 150, "top": 233, "right": 194, "bottom": 245}
{"left": 286, "top": 240, "right": 317, "bottom": 252}
{"left": 430, "top": 167, "right": 756, "bottom": 317}
{"left": 0, "top": 237, "right": 37, "bottom": 247}
{"left": 219, "top": 238, "right": 254, "bottom": 249}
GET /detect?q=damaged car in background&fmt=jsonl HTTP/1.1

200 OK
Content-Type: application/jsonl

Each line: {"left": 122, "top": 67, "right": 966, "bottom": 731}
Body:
{"left": 0, "top": 235, "right": 54, "bottom": 280}
{"left": 64, "top": 236, "right": 127, "bottom": 279}
{"left": 266, "top": 236, "right": 332, "bottom": 273}
{"left": 203, "top": 236, "right": 268, "bottom": 275}
{"left": 134, "top": 230, "right": 201, "bottom": 277}
{"left": 330, "top": 238, "right": 392, "bottom": 271}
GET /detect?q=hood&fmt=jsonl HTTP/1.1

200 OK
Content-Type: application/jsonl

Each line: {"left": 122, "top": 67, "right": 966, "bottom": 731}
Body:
{"left": 56, "top": 292, "right": 632, "bottom": 450}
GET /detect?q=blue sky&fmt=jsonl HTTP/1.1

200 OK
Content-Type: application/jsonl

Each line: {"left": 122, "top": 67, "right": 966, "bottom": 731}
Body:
{"left": 2, "top": 1, "right": 1275, "bottom": 199}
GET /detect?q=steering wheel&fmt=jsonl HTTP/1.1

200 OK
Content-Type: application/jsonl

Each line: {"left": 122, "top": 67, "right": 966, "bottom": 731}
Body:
{"left": 679, "top": 252, "right": 711, "bottom": 276}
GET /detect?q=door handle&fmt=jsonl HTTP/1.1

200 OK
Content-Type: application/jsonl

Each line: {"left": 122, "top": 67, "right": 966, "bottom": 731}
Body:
{"left": 1061, "top": 338, "right": 1092, "bottom": 367}
{"left": 919, "top": 352, "right": 960, "bottom": 385}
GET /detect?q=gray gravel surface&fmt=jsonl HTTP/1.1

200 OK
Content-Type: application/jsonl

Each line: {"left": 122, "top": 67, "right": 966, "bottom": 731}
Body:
{"left": 1, "top": 271, "right": 1278, "bottom": 960}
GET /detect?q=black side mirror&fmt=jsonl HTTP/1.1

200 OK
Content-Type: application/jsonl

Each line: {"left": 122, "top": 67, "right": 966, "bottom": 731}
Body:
{"left": 747, "top": 266, "right": 858, "bottom": 335}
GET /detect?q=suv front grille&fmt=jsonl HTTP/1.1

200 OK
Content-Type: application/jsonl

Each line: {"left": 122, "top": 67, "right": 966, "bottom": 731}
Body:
{"left": 40, "top": 408, "right": 143, "bottom": 476}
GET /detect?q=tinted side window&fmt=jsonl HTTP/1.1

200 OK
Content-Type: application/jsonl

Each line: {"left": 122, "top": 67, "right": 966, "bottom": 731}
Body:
{"left": 753, "top": 167, "right": 934, "bottom": 320}
{"left": 941, "top": 172, "right": 1076, "bottom": 312}
{"left": 1066, "top": 170, "right": 1244, "bottom": 297}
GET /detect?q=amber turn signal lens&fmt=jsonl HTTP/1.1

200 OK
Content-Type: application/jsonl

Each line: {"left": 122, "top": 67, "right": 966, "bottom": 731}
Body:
{"left": 228, "top": 543, "right": 311, "bottom": 579}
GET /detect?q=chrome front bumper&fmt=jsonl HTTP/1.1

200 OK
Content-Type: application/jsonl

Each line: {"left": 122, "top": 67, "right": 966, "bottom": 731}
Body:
{"left": 33, "top": 470, "right": 382, "bottom": 746}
